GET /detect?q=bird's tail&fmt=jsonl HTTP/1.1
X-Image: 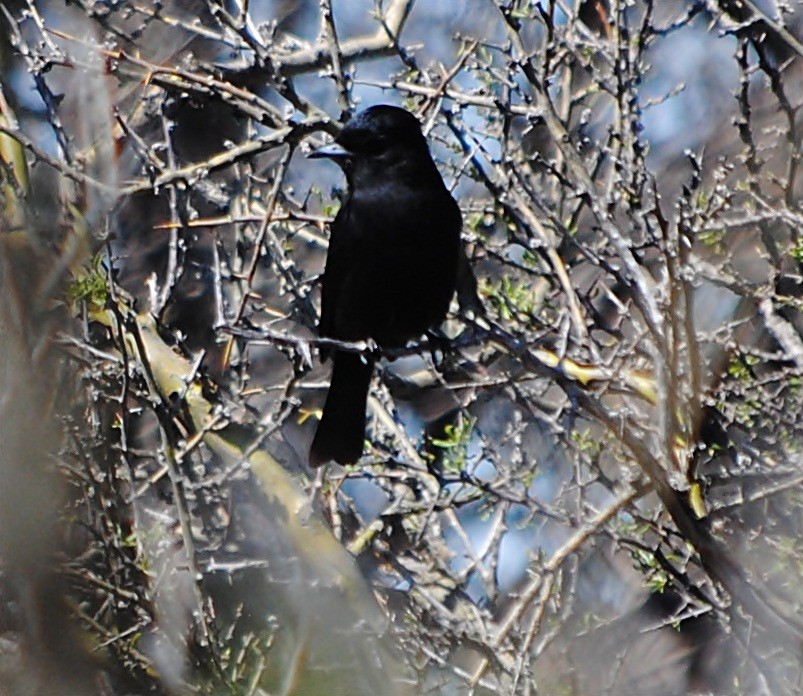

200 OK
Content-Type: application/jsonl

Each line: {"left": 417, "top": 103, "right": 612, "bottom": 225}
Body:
{"left": 309, "top": 351, "right": 374, "bottom": 467}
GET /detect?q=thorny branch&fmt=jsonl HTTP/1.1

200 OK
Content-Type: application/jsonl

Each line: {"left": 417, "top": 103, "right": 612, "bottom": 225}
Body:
{"left": 1, "top": 1, "right": 803, "bottom": 694}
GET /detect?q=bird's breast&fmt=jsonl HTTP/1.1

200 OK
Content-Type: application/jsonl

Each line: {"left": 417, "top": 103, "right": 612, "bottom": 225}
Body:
{"left": 338, "top": 193, "right": 459, "bottom": 345}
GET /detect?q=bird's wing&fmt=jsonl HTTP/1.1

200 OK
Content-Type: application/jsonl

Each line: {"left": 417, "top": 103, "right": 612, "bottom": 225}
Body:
{"left": 318, "top": 201, "right": 356, "bottom": 340}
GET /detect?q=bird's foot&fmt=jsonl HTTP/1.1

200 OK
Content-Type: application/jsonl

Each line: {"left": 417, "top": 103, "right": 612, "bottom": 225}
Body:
{"left": 425, "top": 329, "right": 453, "bottom": 371}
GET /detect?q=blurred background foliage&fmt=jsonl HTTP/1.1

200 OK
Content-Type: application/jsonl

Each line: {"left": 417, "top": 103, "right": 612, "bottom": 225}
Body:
{"left": 1, "top": 1, "right": 802, "bottom": 694}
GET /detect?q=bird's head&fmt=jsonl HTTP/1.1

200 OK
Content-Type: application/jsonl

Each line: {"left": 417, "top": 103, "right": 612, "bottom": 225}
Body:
{"left": 309, "top": 105, "right": 431, "bottom": 179}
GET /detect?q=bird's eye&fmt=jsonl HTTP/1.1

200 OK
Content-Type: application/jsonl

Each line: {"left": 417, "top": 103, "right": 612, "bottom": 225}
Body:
{"left": 341, "top": 128, "right": 387, "bottom": 156}
{"left": 361, "top": 136, "right": 386, "bottom": 155}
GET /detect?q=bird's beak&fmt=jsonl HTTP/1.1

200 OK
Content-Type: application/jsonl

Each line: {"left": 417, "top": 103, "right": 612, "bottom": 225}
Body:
{"left": 308, "top": 141, "right": 351, "bottom": 159}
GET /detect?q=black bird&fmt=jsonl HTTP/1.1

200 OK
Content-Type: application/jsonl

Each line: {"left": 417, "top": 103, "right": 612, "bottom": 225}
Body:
{"left": 308, "top": 105, "right": 462, "bottom": 467}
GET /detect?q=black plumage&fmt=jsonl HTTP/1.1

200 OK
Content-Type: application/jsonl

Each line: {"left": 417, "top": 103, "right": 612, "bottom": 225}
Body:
{"left": 308, "top": 105, "right": 462, "bottom": 466}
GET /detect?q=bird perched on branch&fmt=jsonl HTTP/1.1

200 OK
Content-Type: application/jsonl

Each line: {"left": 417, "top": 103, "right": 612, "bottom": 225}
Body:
{"left": 308, "top": 105, "right": 462, "bottom": 467}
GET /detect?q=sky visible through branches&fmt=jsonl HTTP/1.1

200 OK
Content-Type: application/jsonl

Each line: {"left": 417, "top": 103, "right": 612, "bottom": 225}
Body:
{"left": 0, "top": 1, "right": 802, "bottom": 695}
